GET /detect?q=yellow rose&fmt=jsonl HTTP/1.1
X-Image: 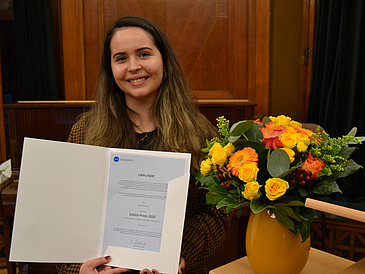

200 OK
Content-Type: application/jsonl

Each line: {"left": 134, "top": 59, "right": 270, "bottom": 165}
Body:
{"left": 280, "top": 132, "right": 297, "bottom": 149}
{"left": 296, "top": 141, "right": 308, "bottom": 152}
{"left": 211, "top": 148, "right": 227, "bottom": 166}
{"left": 242, "top": 181, "right": 260, "bottom": 201}
{"left": 223, "top": 142, "right": 235, "bottom": 157}
{"left": 296, "top": 132, "right": 310, "bottom": 146}
{"left": 200, "top": 159, "right": 212, "bottom": 176}
{"left": 290, "top": 120, "right": 302, "bottom": 128}
{"left": 276, "top": 115, "right": 291, "bottom": 126}
{"left": 209, "top": 142, "right": 223, "bottom": 156}
{"left": 285, "top": 127, "right": 296, "bottom": 134}
{"left": 238, "top": 162, "right": 259, "bottom": 182}
{"left": 280, "top": 147, "right": 295, "bottom": 163}
{"left": 265, "top": 178, "right": 289, "bottom": 201}
{"left": 269, "top": 116, "right": 278, "bottom": 124}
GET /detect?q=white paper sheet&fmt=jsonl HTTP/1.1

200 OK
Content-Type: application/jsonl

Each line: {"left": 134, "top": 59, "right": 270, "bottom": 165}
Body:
{"left": 10, "top": 138, "right": 191, "bottom": 274}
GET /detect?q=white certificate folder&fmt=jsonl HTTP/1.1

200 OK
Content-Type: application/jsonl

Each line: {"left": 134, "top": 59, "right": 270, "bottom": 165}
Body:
{"left": 10, "top": 138, "right": 191, "bottom": 274}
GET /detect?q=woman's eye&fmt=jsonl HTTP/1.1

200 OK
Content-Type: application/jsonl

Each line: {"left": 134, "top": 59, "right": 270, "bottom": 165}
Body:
{"left": 140, "top": 52, "right": 150, "bottom": 57}
{"left": 116, "top": 56, "right": 126, "bottom": 62}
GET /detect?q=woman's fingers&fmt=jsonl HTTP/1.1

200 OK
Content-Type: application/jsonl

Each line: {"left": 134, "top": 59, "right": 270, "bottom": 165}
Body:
{"left": 79, "top": 256, "right": 130, "bottom": 274}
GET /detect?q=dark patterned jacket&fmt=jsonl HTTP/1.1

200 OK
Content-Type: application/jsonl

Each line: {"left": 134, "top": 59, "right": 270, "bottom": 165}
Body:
{"left": 56, "top": 118, "right": 231, "bottom": 274}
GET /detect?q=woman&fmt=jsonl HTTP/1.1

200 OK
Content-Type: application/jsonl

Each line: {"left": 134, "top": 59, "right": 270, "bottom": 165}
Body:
{"left": 56, "top": 16, "right": 231, "bottom": 274}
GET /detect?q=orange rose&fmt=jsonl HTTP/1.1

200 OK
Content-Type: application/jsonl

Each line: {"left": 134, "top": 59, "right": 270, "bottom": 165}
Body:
{"left": 302, "top": 152, "right": 325, "bottom": 179}
{"left": 260, "top": 122, "right": 286, "bottom": 149}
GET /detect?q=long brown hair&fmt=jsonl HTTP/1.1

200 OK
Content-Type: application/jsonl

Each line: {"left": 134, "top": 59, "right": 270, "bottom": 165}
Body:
{"left": 82, "top": 16, "right": 216, "bottom": 173}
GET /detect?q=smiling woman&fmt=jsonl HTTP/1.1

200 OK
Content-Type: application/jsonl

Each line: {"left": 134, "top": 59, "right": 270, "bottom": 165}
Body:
{"left": 56, "top": 16, "right": 232, "bottom": 274}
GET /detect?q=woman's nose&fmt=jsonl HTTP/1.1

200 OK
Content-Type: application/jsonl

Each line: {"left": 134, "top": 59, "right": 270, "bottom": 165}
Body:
{"left": 127, "top": 58, "right": 141, "bottom": 72}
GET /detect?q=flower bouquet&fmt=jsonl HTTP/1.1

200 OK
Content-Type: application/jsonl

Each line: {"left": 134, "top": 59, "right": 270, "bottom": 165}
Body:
{"left": 196, "top": 115, "right": 365, "bottom": 241}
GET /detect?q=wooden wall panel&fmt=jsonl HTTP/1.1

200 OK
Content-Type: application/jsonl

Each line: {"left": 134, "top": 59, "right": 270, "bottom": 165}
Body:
{"left": 61, "top": 0, "right": 270, "bottom": 115}
{"left": 0, "top": 48, "right": 6, "bottom": 162}
{"left": 61, "top": 0, "right": 86, "bottom": 99}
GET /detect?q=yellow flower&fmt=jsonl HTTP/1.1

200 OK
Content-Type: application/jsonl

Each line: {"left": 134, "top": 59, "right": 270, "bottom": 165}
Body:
{"left": 269, "top": 116, "right": 278, "bottom": 124}
{"left": 297, "top": 141, "right": 308, "bottom": 152}
{"left": 211, "top": 148, "right": 227, "bottom": 166}
{"left": 227, "top": 147, "right": 259, "bottom": 176}
{"left": 209, "top": 142, "right": 223, "bottom": 156}
{"left": 276, "top": 115, "right": 292, "bottom": 126}
{"left": 242, "top": 181, "right": 260, "bottom": 201}
{"left": 200, "top": 158, "right": 212, "bottom": 176}
{"left": 296, "top": 132, "right": 311, "bottom": 146}
{"left": 290, "top": 120, "right": 302, "bottom": 128}
{"left": 280, "top": 132, "right": 297, "bottom": 149}
{"left": 223, "top": 142, "right": 235, "bottom": 157}
{"left": 285, "top": 127, "right": 297, "bottom": 134}
{"left": 265, "top": 178, "right": 289, "bottom": 201}
{"left": 280, "top": 147, "right": 295, "bottom": 163}
{"left": 238, "top": 162, "right": 259, "bottom": 182}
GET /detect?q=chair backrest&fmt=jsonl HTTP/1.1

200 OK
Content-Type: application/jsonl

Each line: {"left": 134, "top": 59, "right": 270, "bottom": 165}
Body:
{"left": 4, "top": 102, "right": 92, "bottom": 171}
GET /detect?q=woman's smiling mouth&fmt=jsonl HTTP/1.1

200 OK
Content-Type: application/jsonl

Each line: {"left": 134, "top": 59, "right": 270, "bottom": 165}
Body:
{"left": 128, "top": 77, "right": 148, "bottom": 83}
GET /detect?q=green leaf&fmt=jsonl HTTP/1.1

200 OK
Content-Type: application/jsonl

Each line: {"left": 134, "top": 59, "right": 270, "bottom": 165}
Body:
{"left": 338, "top": 146, "right": 356, "bottom": 159}
{"left": 206, "top": 192, "right": 223, "bottom": 205}
{"left": 267, "top": 149, "right": 290, "bottom": 177}
{"left": 229, "top": 120, "right": 254, "bottom": 137}
{"left": 262, "top": 116, "right": 272, "bottom": 125}
{"left": 250, "top": 199, "right": 269, "bottom": 213}
{"left": 347, "top": 127, "right": 357, "bottom": 137}
{"left": 299, "top": 219, "right": 311, "bottom": 242}
{"left": 199, "top": 175, "right": 219, "bottom": 187}
{"left": 245, "top": 122, "right": 264, "bottom": 143}
{"left": 285, "top": 200, "right": 305, "bottom": 207}
{"left": 216, "top": 198, "right": 243, "bottom": 209}
{"left": 337, "top": 159, "right": 363, "bottom": 178}
{"left": 272, "top": 207, "right": 295, "bottom": 230}
{"left": 274, "top": 204, "right": 302, "bottom": 222}
{"left": 204, "top": 184, "right": 231, "bottom": 197}
{"left": 297, "top": 185, "right": 309, "bottom": 198}
{"left": 311, "top": 180, "right": 342, "bottom": 195}
{"left": 237, "top": 208, "right": 242, "bottom": 218}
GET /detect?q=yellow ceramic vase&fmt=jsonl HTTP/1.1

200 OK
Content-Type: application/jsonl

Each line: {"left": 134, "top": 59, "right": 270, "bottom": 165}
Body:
{"left": 245, "top": 209, "right": 310, "bottom": 274}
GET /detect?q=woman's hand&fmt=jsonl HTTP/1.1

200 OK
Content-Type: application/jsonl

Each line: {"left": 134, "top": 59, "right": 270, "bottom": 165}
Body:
{"left": 79, "top": 256, "right": 131, "bottom": 273}
{"left": 139, "top": 269, "right": 160, "bottom": 274}
{"left": 178, "top": 256, "right": 185, "bottom": 274}
{"left": 139, "top": 256, "right": 185, "bottom": 274}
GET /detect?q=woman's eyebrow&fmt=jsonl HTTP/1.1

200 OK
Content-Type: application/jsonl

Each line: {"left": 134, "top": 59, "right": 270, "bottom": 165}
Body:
{"left": 112, "top": 47, "right": 154, "bottom": 59}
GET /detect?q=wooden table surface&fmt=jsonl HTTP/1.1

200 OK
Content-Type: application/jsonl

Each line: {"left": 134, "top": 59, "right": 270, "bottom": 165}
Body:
{"left": 209, "top": 248, "right": 360, "bottom": 274}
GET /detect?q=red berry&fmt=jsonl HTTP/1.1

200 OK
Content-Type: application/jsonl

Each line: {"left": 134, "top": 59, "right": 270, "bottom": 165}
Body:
{"left": 298, "top": 174, "right": 305, "bottom": 181}
{"left": 225, "top": 183, "right": 231, "bottom": 189}
{"left": 296, "top": 168, "right": 303, "bottom": 174}
{"left": 218, "top": 173, "right": 224, "bottom": 181}
{"left": 305, "top": 170, "right": 312, "bottom": 177}
{"left": 292, "top": 172, "right": 297, "bottom": 178}
{"left": 305, "top": 176, "right": 311, "bottom": 182}
{"left": 290, "top": 179, "right": 296, "bottom": 185}
{"left": 300, "top": 180, "right": 306, "bottom": 186}
{"left": 220, "top": 182, "right": 226, "bottom": 185}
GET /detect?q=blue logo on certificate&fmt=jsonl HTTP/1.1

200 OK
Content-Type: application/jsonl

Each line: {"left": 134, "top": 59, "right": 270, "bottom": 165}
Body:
{"left": 113, "top": 156, "right": 119, "bottom": 162}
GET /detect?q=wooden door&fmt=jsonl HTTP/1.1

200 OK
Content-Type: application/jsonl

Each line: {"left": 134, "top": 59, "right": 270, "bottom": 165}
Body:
{"left": 300, "top": 0, "right": 317, "bottom": 121}
{"left": 61, "top": 0, "right": 270, "bottom": 115}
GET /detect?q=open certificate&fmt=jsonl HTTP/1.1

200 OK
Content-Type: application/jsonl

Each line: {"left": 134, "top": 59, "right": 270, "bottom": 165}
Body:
{"left": 10, "top": 138, "right": 191, "bottom": 274}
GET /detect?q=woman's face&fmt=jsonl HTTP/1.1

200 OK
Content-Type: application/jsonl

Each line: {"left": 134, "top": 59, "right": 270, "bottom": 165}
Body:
{"left": 110, "top": 27, "right": 164, "bottom": 107}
